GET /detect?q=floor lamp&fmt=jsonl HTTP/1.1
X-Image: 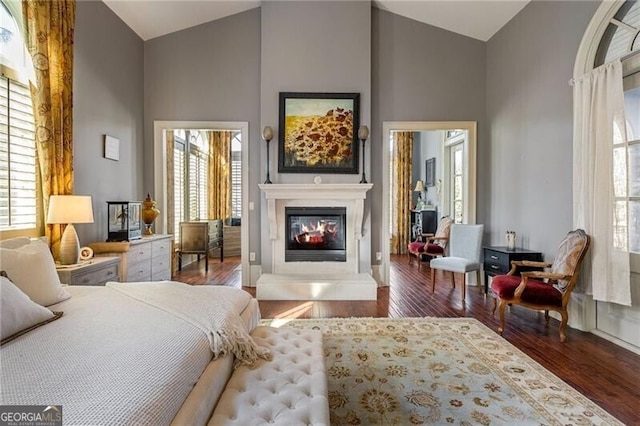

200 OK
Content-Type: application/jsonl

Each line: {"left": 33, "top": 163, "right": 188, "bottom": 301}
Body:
{"left": 46, "top": 195, "right": 95, "bottom": 265}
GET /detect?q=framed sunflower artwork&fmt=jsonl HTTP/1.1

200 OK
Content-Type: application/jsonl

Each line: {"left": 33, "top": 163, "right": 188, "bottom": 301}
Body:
{"left": 278, "top": 92, "right": 360, "bottom": 174}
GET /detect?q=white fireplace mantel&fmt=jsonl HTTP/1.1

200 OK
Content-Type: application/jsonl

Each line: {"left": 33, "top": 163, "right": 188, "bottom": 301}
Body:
{"left": 257, "top": 183, "right": 376, "bottom": 300}
{"left": 258, "top": 183, "right": 373, "bottom": 240}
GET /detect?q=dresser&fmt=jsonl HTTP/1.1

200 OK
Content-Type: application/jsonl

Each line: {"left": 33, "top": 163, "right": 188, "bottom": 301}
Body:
{"left": 482, "top": 246, "right": 543, "bottom": 294}
{"left": 410, "top": 209, "right": 438, "bottom": 240}
{"left": 125, "top": 235, "right": 172, "bottom": 281}
{"left": 91, "top": 234, "right": 172, "bottom": 282}
{"left": 56, "top": 256, "right": 120, "bottom": 286}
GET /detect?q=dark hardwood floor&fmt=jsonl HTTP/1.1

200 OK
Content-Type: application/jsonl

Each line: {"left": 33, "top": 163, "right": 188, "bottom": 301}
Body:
{"left": 174, "top": 254, "right": 640, "bottom": 424}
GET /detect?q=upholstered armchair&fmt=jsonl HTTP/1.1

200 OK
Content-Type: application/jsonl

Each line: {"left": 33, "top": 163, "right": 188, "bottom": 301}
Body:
{"left": 407, "top": 216, "right": 452, "bottom": 269}
{"left": 490, "top": 229, "right": 590, "bottom": 342}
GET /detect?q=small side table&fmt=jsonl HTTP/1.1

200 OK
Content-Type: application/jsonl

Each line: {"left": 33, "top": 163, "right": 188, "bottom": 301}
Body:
{"left": 482, "top": 246, "right": 543, "bottom": 294}
{"left": 56, "top": 256, "right": 121, "bottom": 286}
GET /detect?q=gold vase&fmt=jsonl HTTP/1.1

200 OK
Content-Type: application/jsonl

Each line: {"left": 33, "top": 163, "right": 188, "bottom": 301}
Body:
{"left": 142, "top": 193, "right": 160, "bottom": 235}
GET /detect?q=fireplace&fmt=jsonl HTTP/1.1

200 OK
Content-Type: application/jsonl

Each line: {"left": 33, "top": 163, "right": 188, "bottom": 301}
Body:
{"left": 285, "top": 207, "right": 346, "bottom": 262}
{"left": 257, "top": 183, "right": 376, "bottom": 301}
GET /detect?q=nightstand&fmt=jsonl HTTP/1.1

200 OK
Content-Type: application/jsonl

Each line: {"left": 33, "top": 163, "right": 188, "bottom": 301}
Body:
{"left": 56, "top": 256, "right": 121, "bottom": 286}
{"left": 482, "top": 246, "right": 543, "bottom": 294}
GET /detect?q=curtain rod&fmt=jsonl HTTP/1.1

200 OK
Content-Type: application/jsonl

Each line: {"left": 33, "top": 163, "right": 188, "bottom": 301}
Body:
{"left": 569, "top": 49, "right": 640, "bottom": 85}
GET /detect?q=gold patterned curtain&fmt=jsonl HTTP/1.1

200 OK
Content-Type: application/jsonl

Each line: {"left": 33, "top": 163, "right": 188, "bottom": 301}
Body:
{"left": 165, "top": 131, "right": 175, "bottom": 238}
{"left": 208, "top": 131, "right": 231, "bottom": 220}
{"left": 391, "top": 132, "right": 413, "bottom": 255}
{"left": 23, "top": 0, "right": 76, "bottom": 256}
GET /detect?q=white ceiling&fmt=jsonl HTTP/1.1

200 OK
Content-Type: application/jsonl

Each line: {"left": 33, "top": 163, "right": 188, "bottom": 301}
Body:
{"left": 102, "top": 0, "right": 530, "bottom": 42}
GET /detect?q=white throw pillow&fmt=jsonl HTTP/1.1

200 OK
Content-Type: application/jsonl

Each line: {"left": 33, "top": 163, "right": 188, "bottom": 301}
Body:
{"left": 0, "top": 240, "right": 71, "bottom": 306}
{"left": 0, "top": 276, "right": 60, "bottom": 344}
{"left": 0, "top": 237, "right": 31, "bottom": 250}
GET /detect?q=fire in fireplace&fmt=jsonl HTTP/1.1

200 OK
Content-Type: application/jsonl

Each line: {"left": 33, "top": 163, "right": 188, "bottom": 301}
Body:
{"left": 285, "top": 206, "right": 346, "bottom": 262}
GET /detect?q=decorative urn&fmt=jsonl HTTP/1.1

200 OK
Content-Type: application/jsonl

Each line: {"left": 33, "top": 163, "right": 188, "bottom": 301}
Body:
{"left": 142, "top": 193, "right": 160, "bottom": 235}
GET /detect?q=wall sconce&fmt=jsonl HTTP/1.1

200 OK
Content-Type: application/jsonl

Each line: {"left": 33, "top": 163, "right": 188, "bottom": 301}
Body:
{"left": 262, "top": 126, "right": 273, "bottom": 184}
{"left": 358, "top": 125, "right": 369, "bottom": 184}
{"left": 46, "top": 195, "right": 95, "bottom": 265}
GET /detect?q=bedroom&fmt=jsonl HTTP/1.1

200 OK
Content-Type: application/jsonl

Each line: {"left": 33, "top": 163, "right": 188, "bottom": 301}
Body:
{"left": 1, "top": 0, "right": 639, "bottom": 424}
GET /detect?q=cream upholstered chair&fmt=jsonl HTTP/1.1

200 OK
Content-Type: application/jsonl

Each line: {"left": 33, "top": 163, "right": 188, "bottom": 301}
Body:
{"left": 429, "top": 224, "right": 484, "bottom": 301}
{"left": 407, "top": 216, "right": 452, "bottom": 269}
{"left": 490, "top": 229, "right": 590, "bottom": 342}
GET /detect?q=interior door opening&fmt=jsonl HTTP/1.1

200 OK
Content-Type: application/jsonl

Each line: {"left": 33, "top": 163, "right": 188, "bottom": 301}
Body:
{"left": 381, "top": 121, "right": 477, "bottom": 285}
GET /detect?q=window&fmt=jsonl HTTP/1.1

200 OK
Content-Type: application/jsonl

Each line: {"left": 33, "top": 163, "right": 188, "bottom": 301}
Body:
{"left": 188, "top": 131, "right": 208, "bottom": 221}
{"left": 0, "top": 2, "right": 36, "bottom": 232}
{"left": 172, "top": 130, "right": 208, "bottom": 240}
{"left": 230, "top": 132, "right": 242, "bottom": 219}
{"left": 450, "top": 144, "right": 464, "bottom": 224}
{"left": 595, "top": 0, "right": 640, "bottom": 254}
{"left": 595, "top": 1, "right": 640, "bottom": 66}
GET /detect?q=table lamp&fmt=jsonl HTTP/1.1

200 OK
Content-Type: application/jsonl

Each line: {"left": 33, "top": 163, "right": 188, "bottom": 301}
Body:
{"left": 414, "top": 180, "right": 426, "bottom": 209}
{"left": 46, "top": 195, "right": 94, "bottom": 265}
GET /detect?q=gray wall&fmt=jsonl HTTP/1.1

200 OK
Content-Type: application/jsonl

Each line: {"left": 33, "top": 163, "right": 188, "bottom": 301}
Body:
{"left": 71, "top": 0, "right": 604, "bottom": 274}
{"left": 485, "top": 0, "right": 599, "bottom": 259}
{"left": 143, "top": 9, "right": 262, "bottom": 257}
{"left": 259, "top": 1, "right": 372, "bottom": 272}
{"left": 371, "top": 8, "right": 486, "bottom": 260}
{"left": 74, "top": 0, "right": 144, "bottom": 245}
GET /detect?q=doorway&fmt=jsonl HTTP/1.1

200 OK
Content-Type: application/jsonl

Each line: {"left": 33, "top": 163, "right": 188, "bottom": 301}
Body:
{"left": 381, "top": 121, "right": 477, "bottom": 285}
{"left": 153, "top": 121, "right": 250, "bottom": 286}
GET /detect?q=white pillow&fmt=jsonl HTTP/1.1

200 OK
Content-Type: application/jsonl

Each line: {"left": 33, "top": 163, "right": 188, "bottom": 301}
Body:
{"left": 0, "top": 237, "right": 31, "bottom": 249}
{"left": 0, "top": 239, "right": 71, "bottom": 306}
{"left": 1, "top": 276, "right": 61, "bottom": 344}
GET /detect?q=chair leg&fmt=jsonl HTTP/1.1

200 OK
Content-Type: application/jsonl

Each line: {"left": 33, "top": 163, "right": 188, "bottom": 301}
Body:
{"left": 544, "top": 310, "right": 550, "bottom": 324}
{"left": 497, "top": 299, "right": 508, "bottom": 335}
{"left": 451, "top": 271, "right": 455, "bottom": 288}
{"left": 559, "top": 309, "right": 568, "bottom": 343}
{"left": 461, "top": 272, "right": 466, "bottom": 301}
{"left": 430, "top": 267, "right": 436, "bottom": 293}
{"left": 476, "top": 270, "right": 482, "bottom": 295}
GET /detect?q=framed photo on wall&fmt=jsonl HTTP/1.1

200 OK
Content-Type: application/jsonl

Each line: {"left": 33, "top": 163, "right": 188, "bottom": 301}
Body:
{"left": 278, "top": 92, "right": 360, "bottom": 174}
{"left": 426, "top": 157, "right": 436, "bottom": 187}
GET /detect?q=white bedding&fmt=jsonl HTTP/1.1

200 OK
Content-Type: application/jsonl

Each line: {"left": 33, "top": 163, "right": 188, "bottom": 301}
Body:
{"left": 0, "top": 285, "right": 261, "bottom": 426}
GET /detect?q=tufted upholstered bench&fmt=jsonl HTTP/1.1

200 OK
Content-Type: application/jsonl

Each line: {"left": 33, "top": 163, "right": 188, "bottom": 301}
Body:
{"left": 208, "top": 326, "right": 330, "bottom": 426}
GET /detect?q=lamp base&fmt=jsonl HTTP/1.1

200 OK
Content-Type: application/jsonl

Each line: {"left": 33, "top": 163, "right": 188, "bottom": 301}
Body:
{"left": 58, "top": 224, "right": 80, "bottom": 265}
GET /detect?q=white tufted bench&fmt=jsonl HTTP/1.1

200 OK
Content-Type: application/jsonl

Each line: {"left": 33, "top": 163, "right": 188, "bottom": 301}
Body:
{"left": 208, "top": 326, "right": 330, "bottom": 426}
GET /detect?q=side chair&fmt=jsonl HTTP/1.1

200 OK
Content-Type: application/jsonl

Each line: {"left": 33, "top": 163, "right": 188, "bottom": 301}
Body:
{"left": 407, "top": 216, "right": 452, "bottom": 270}
{"left": 490, "top": 229, "right": 590, "bottom": 342}
{"left": 429, "top": 224, "right": 484, "bottom": 302}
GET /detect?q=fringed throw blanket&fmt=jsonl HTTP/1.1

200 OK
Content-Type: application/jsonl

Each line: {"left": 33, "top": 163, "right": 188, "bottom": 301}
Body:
{"left": 106, "top": 281, "right": 270, "bottom": 366}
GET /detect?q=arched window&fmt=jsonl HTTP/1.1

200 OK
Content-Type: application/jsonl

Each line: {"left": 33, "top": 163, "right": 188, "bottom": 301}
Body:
{"left": 592, "top": 1, "right": 640, "bottom": 254}
{"left": 0, "top": 0, "right": 37, "bottom": 233}
{"left": 594, "top": 0, "right": 640, "bottom": 66}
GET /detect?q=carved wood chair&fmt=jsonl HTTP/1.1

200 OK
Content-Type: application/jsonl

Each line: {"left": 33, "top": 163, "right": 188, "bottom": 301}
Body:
{"left": 407, "top": 216, "right": 452, "bottom": 269}
{"left": 429, "top": 224, "right": 484, "bottom": 301}
{"left": 490, "top": 229, "right": 591, "bottom": 342}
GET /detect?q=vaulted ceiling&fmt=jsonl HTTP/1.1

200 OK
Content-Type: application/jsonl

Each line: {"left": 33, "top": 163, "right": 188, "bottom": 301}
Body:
{"left": 102, "top": 0, "right": 530, "bottom": 42}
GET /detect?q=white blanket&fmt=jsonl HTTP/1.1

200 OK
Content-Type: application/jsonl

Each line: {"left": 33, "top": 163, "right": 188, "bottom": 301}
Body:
{"left": 1, "top": 285, "right": 262, "bottom": 425}
{"left": 106, "top": 281, "right": 270, "bottom": 366}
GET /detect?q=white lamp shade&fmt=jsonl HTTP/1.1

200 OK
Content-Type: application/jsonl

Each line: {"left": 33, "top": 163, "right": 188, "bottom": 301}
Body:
{"left": 262, "top": 126, "right": 273, "bottom": 141}
{"left": 414, "top": 180, "right": 425, "bottom": 192}
{"left": 358, "top": 125, "right": 369, "bottom": 140}
{"left": 46, "top": 195, "right": 94, "bottom": 225}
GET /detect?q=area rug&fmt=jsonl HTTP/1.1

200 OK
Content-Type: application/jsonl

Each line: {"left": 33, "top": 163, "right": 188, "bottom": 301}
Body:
{"left": 260, "top": 317, "right": 621, "bottom": 425}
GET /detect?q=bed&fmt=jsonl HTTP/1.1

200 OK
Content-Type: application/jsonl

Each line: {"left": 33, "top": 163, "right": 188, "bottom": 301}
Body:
{"left": 0, "top": 238, "right": 263, "bottom": 426}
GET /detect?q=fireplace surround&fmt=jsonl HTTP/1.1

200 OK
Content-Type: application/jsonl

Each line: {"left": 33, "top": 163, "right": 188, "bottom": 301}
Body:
{"left": 257, "top": 183, "right": 376, "bottom": 300}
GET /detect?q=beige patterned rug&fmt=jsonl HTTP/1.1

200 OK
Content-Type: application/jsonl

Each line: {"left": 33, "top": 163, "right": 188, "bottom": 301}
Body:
{"left": 260, "top": 317, "right": 621, "bottom": 425}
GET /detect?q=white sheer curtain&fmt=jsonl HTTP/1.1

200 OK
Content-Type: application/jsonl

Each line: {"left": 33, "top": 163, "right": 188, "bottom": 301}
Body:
{"left": 573, "top": 59, "right": 631, "bottom": 306}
